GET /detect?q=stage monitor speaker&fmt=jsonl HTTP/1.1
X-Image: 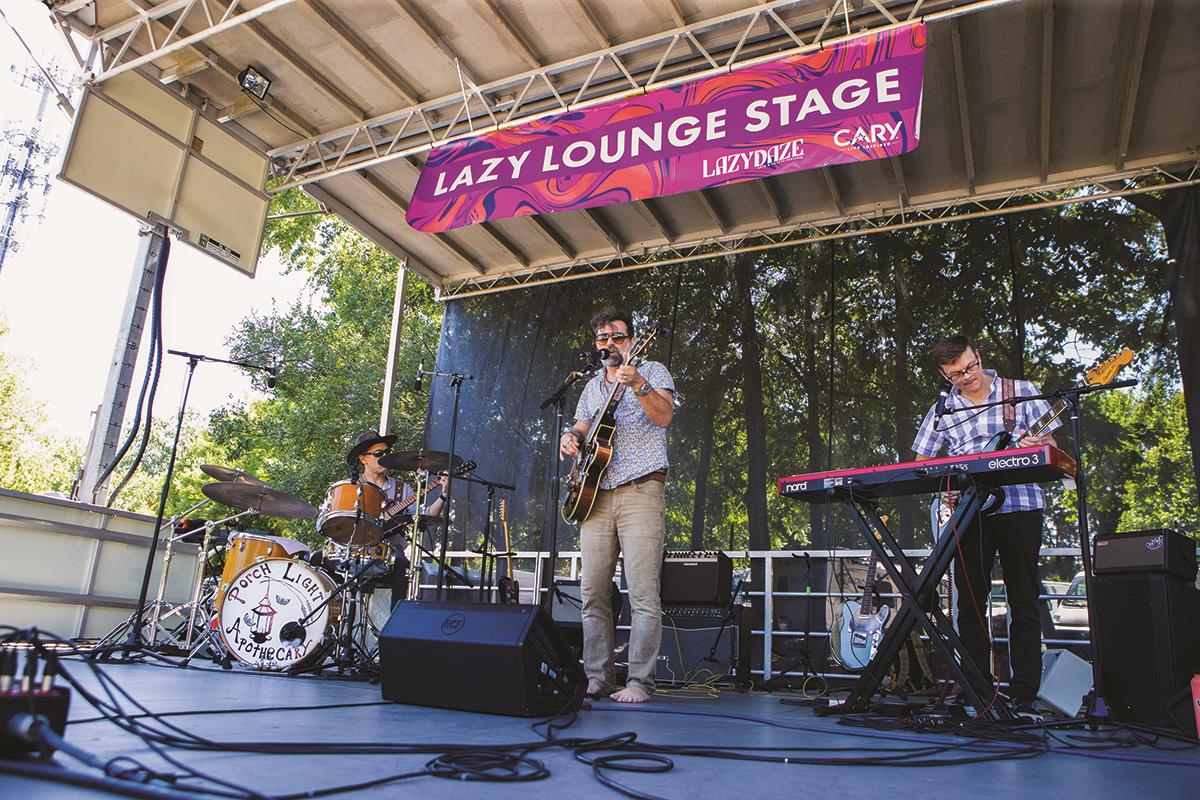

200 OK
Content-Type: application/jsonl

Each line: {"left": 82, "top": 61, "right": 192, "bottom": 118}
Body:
{"left": 379, "top": 602, "right": 582, "bottom": 717}
{"left": 1091, "top": 571, "right": 1200, "bottom": 727}
{"left": 1094, "top": 529, "right": 1197, "bottom": 582}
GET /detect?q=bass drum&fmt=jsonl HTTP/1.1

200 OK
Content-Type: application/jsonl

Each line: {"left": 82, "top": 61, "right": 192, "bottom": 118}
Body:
{"left": 216, "top": 557, "right": 340, "bottom": 671}
{"left": 215, "top": 532, "right": 310, "bottom": 609}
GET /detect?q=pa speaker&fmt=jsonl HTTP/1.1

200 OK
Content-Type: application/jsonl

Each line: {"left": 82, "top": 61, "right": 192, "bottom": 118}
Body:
{"left": 379, "top": 602, "right": 582, "bottom": 717}
{"left": 1091, "top": 571, "right": 1200, "bottom": 726}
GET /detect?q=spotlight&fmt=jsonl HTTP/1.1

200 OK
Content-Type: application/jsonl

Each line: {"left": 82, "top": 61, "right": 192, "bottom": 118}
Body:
{"left": 237, "top": 66, "right": 271, "bottom": 101}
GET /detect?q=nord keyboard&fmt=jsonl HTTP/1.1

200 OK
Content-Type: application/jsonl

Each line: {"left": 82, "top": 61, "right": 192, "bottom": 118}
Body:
{"left": 777, "top": 444, "right": 1077, "bottom": 503}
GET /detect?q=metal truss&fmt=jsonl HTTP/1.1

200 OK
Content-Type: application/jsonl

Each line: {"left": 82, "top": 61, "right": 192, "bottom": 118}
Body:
{"left": 66, "top": 0, "right": 298, "bottom": 84}
{"left": 265, "top": 0, "right": 1007, "bottom": 193}
{"left": 436, "top": 159, "right": 1200, "bottom": 299}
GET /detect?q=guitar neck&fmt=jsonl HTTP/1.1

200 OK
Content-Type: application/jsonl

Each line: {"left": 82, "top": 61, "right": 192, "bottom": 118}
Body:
{"left": 860, "top": 553, "right": 879, "bottom": 615}
{"left": 1024, "top": 380, "right": 1083, "bottom": 440}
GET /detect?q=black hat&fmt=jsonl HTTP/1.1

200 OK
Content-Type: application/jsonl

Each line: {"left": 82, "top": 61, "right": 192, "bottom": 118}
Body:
{"left": 346, "top": 430, "right": 398, "bottom": 464}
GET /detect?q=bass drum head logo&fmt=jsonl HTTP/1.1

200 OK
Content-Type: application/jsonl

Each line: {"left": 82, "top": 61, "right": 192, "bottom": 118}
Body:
{"left": 441, "top": 613, "right": 466, "bottom": 635}
{"left": 217, "top": 557, "right": 335, "bottom": 671}
{"left": 1146, "top": 535, "right": 1164, "bottom": 551}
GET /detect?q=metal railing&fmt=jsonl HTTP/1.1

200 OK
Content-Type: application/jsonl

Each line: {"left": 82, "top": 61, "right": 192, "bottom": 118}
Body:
{"left": 417, "top": 546, "right": 1095, "bottom": 684}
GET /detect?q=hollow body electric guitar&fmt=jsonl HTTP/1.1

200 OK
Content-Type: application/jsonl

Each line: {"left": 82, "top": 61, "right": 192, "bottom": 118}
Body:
{"left": 933, "top": 348, "right": 1135, "bottom": 528}
{"left": 561, "top": 326, "right": 665, "bottom": 524}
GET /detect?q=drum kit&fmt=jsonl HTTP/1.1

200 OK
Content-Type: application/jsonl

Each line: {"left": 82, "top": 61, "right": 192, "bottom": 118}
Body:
{"left": 123, "top": 449, "right": 484, "bottom": 675}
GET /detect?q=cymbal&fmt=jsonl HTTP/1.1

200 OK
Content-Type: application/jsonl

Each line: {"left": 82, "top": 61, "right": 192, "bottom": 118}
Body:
{"left": 377, "top": 449, "right": 465, "bottom": 472}
{"left": 201, "top": 481, "right": 317, "bottom": 520}
{"left": 200, "top": 464, "right": 269, "bottom": 487}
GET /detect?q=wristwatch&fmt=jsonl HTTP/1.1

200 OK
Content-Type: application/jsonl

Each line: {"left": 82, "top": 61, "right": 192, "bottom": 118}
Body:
{"left": 635, "top": 381, "right": 653, "bottom": 397}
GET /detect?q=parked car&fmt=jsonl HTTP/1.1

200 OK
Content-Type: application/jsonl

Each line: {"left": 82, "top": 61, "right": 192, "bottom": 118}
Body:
{"left": 1051, "top": 571, "right": 1089, "bottom": 629}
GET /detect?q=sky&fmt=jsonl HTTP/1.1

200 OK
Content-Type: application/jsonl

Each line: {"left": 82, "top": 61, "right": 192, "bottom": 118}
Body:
{"left": 1, "top": 3, "right": 309, "bottom": 443}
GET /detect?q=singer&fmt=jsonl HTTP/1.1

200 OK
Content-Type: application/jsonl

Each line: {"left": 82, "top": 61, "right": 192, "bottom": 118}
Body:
{"left": 911, "top": 335, "right": 1059, "bottom": 717}
{"left": 559, "top": 308, "right": 675, "bottom": 704}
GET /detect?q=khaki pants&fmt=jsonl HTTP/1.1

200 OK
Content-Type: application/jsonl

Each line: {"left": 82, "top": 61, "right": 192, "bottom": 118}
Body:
{"left": 580, "top": 479, "right": 665, "bottom": 693}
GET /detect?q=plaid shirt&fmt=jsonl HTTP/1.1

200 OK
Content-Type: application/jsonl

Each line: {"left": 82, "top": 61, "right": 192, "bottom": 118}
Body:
{"left": 912, "top": 370, "right": 1061, "bottom": 514}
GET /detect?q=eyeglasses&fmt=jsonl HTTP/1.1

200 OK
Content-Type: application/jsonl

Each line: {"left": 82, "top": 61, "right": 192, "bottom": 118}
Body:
{"left": 942, "top": 359, "right": 981, "bottom": 382}
{"left": 594, "top": 332, "right": 629, "bottom": 344}
{"left": 365, "top": 449, "right": 390, "bottom": 458}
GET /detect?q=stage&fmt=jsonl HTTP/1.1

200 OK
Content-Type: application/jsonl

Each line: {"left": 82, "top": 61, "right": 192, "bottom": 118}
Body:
{"left": 2, "top": 658, "right": 1196, "bottom": 799}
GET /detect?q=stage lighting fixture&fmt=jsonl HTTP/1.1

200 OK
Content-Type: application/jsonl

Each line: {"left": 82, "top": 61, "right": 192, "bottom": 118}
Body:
{"left": 238, "top": 66, "right": 271, "bottom": 100}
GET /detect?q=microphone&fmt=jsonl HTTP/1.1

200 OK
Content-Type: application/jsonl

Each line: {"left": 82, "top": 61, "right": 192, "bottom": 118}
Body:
{"left": 266, "top": 368, "right": 277, "bottom": 389}
{"left": 279, "top": 621, "right": 306, "bottom": 645}
{"left": 413, "top": 364, "right": 423, "bottom": 392}
{"left": 934, "top": 380, "right": 953, "bottom": 417}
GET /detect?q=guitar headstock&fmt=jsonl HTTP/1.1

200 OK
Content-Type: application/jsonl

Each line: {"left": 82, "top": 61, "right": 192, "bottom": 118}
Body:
{"left": 454, "top": 459, "right": 477, "bottom": 477}
{"left": 1086, "top": 348, "right": 1135, "bottom": 386}
{"left": 625, "top": 323, "right": 669, "bottom": 365}
{"left": 500, "top": 498, "right": 508, "bottom": 524}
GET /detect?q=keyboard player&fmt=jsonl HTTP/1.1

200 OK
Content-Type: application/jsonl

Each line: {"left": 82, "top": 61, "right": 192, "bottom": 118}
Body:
{"left": 912, "top": 335, "right": 1061, "bottom": 715}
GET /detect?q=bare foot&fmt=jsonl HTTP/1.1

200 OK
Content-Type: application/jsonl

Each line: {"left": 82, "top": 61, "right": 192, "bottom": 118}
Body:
{"left": 586, "top": 679, "right": 611, "bottom": 698}
{"left": 610, "top": 684, "right": 651, "bottom": 703}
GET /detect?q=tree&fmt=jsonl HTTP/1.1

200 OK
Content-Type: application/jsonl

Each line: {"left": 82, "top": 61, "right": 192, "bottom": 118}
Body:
{"left": 206, "top": 190, "right": 443, "bottom": 544}
{"left": 0, "top": 319, "right": 79, "bottom": 495}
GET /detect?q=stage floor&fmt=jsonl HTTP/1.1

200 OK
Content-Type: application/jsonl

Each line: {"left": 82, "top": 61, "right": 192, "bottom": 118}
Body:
{"left": 2, "top": 659, "right": 1197, "bottom": 799}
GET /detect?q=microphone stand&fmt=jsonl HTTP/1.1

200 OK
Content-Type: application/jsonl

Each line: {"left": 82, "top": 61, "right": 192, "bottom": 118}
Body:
{"left": 457, "top": 472, "right": 517, "bottom": 603}
{"left": 109, "top": 350, "right": 276, "bottom": 659}
{"left": 538, "top": 362, "right": 598, "bottom": 613}
{"left": 420, "top": 368, "right": 473, "bottom": 601}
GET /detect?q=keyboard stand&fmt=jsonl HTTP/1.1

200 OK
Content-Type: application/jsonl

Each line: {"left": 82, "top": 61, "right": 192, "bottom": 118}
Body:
{"left": 819, "top": 483, "right": 1016, "bottom": 720}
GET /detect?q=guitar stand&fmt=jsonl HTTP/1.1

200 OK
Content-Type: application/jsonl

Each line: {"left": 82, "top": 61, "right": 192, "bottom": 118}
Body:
{"left": 818, "top": 483, "right": 1016, "bottom": 721}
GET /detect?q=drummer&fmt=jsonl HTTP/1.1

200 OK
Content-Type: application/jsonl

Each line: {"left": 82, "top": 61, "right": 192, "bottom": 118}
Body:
{"left": 347, "top": 431, "right": 447, "bottom": 606}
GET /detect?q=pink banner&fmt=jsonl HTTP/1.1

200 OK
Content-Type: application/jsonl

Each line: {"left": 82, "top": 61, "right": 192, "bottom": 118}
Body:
{"left": 407, "top": 24, "right": 925, "bottom": 233}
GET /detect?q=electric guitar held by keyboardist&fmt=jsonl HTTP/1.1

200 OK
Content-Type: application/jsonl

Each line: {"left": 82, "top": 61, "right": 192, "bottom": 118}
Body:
{"left": 933, "top": 348, "right": 1134, "bottom": 527}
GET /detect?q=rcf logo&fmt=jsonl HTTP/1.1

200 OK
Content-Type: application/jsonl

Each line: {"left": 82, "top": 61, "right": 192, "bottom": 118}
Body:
{"left": 440, "top": 613, "right": 466, "bottom": 635}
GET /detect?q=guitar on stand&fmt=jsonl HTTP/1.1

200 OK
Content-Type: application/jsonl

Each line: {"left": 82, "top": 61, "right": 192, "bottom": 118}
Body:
{"left": 496, "top": 499, "right": 520, "bottom": 604}
{"left": 837, "top": 550, "right": 890, "bottom": 671}
{"left": 561, "top": 325, "right": 667, "bottom": 524}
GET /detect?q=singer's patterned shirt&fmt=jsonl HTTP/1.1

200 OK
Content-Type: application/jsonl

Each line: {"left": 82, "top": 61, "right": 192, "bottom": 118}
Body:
{"left": 574, "top": 359, "right": 675, "bottom": 490}
{"left": 912, "top": 369, "right": 1061, "bottom": 514}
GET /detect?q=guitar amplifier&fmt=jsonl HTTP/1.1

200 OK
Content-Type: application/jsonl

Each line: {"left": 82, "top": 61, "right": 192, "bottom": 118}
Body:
{"left": 1094, "top": 529, "right": 1197, "bottom": 582}
{"left": 616, "top": 604, "right": 750, "bottom": 687}
{"left": 661, "top": 550, "right": 733, "bottom": 606}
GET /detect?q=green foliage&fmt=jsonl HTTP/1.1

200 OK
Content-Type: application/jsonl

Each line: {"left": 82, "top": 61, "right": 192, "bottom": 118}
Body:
{"left": 202, "top": 192, "right": 443, "bottom": 545}
{"left": 0, "top": 320, "right": 80, "bottom": 495}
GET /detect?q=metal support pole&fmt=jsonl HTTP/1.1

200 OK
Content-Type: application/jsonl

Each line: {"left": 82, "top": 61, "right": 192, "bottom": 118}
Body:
{"left": 79, "top": 224, "right": 166, "bottom": 504}
{"left": 379, "top": 262, "right": 408, "bottom": 433}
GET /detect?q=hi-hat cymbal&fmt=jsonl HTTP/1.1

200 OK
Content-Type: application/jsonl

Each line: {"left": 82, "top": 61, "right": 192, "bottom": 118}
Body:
{"left": 200, "top": 464, "right": 269, "bottom": 487}
{"left": 377, "top": 449, "right": 465, "bottom": 472}
{"left": 201, "top": 481, "right": 317, "bottom": 520}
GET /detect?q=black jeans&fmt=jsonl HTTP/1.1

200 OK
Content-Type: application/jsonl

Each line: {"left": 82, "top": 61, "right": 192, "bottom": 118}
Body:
{"left": 951, "top": 509, "right": 1043, "bottom": 702}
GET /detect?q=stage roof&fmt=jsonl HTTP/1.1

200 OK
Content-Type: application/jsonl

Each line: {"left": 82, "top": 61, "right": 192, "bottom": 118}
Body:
{"left": 49, "top": 0, "right": 1200, "bottom": 298}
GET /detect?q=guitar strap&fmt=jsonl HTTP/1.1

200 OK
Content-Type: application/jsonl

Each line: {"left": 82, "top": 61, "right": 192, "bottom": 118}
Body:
{"left": 1001, "top": 377, "right": 1017, "bottom": 434}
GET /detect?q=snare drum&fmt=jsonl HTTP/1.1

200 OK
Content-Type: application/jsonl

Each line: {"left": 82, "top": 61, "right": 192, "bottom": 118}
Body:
{"left": 317, "top": 480, "right": 386, "bottom": 545}
{"left": 215, "top": 532, "right": 310, "bottom": 609}
{"left": 216, "top": 557, "right": 340, "bottom": 671}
